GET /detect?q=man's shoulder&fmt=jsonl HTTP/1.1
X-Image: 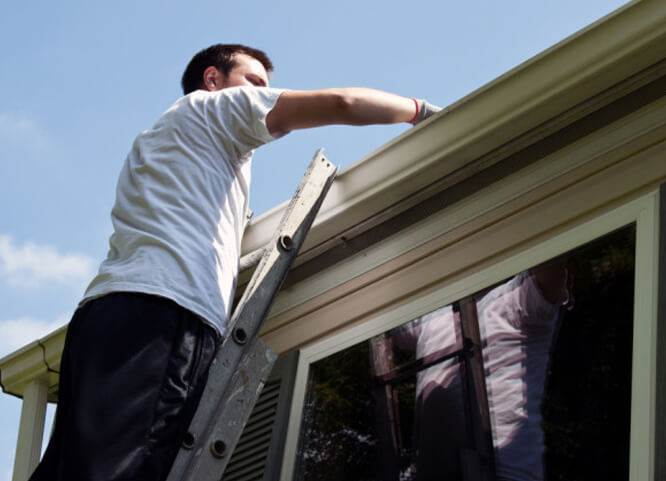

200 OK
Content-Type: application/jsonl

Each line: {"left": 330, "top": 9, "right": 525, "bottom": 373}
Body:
{"left": 167, "top": 88, "right": 284, "bottom": 117}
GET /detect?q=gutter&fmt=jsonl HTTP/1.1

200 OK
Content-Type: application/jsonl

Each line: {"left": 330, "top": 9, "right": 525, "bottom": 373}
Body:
{"left": 240, "top": 0, "right": 666, "bottom": 264}
{"left": 0, "top": 325, "right": 66, "bottom": 399}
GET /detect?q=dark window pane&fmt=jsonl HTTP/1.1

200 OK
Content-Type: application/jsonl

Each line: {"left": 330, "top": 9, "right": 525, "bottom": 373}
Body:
{"left": 542, "top": 226, "right": 634, "bottom": 481}
{"left": 297, "top": 340, "right": 377, "bottom": 480}
{"left": 296, "top": 225, "right": 635, "bottom": 481}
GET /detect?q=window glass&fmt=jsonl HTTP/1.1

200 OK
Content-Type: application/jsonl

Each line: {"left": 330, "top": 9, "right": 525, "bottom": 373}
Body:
{"left": 296, "top": 225, "right": 635, "bottom": 481}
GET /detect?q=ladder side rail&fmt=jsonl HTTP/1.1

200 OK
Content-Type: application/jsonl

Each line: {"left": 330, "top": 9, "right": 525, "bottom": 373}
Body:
{"left": 182, "top": 337, "right": 275, "bottom": 480}
{"left": 368, "top": 334, "right": 402, "bottom": 480}
{"left": 456, "top": 298, "right": 496, "bottom": 481}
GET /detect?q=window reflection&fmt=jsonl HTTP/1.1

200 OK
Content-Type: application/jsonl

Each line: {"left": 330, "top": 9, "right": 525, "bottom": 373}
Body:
{"left": 297, "top": 226, "right": 634, "bottom": 481}
{"left": 482, "top": 265, "right": 571, "bottom": 481}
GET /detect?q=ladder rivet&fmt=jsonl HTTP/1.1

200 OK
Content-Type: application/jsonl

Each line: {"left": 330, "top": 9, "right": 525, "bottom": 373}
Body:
{"left": 210, "top": 439, "right": 227, "bottom": 458}
{"left": 279, "top": 235, "right": 293, "bottom": 251}
{"left": 233, "top": 327, "right": 248, "bottom": 345}
{"left": 182, "top": 431, "right": 195, "bottom": 450}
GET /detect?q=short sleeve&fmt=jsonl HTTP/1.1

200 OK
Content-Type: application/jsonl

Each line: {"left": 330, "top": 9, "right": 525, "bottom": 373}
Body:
{"left": 207, "top": 86, "right": 287, "bottom": 158}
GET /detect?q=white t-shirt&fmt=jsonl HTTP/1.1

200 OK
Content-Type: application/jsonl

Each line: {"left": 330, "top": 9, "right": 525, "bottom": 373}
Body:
{"left": 415, "top": 305, "right": 463, "bottom": 397}
{"left": 478, "top": 273, "right": 562, "bottom": 481}
{"left": 82, "top": 86, "right": 286, "bottom": 335}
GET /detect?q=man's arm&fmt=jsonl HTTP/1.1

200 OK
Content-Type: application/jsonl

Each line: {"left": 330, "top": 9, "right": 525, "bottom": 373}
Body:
{"left": 265, "top": 88, "right": 437, "bottom": 137}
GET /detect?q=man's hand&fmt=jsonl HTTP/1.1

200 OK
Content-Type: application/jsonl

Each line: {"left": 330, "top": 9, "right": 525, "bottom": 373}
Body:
{"left": 266, "top": 88, "right": 440, "bottom": 137}
{"left": 411, "top": 99, "right": 442, "bottom": 125}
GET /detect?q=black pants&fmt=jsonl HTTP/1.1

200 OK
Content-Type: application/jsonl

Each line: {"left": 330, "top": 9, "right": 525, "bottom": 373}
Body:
{"left": 29, "top": 292, "right": 219, "bottom": 481}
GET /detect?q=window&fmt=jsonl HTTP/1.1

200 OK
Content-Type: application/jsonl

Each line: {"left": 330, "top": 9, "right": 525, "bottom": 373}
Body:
{"left": 294, "top": 225, "right": 635, "bottom": 481}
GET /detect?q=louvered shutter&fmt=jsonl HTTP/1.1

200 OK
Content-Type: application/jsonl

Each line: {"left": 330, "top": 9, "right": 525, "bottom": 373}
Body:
{"left": 221, "top": 350, "right": 299, "bottom": 481}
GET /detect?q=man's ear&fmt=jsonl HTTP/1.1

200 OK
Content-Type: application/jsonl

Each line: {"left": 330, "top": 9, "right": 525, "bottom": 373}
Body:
{"left": 203, "top": 66, "right": 222, "bottom": 91}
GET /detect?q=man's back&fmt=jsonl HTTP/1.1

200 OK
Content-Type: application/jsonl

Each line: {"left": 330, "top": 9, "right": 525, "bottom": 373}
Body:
{"left": 83, "top": 86, "right": 284, "bottom": 334}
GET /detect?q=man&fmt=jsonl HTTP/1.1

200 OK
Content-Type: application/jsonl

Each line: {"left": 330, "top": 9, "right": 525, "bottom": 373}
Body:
{"left": 29, "top": 44, "right": 440, "bottom": 481}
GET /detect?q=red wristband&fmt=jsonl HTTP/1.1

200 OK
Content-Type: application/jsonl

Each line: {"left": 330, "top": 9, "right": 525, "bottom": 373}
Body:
{"left": 408, "top": 98, "right": 419, "bottom": 123}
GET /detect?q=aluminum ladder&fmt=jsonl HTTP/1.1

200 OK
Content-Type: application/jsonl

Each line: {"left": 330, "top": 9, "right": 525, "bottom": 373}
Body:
{"left": 166, "top": 149, "right": 337, "bottom": 481}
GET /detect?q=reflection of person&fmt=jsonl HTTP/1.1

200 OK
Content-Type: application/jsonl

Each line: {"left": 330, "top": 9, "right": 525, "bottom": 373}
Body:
{"left": 411, "top": 267, "right": 570, "bottom": 481}
{"left": 29, "top": 44, "right": 441, "bottom": 481}
{"left": 480, "top": 267, "right": 569, "bottom": 481}
{"left": 411, "top": 306, "right": 466, "bottom": 480}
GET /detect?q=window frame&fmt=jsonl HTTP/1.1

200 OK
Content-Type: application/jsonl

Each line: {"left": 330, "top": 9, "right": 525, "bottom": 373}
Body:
{"left": 279, "top": 190, "right": 661, "bottom": 481}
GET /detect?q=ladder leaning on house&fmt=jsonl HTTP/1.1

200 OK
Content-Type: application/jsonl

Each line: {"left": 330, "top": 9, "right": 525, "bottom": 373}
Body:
{"left": 165, "top": 149, "right": 337, "bottom": 481}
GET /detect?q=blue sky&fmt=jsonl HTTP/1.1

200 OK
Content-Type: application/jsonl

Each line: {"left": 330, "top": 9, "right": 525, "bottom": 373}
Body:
{"left": 0, "top": 0, "right": 629, "bottom": 478}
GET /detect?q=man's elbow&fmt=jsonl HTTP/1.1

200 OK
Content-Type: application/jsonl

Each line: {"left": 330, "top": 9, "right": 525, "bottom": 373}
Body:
{"left": 327, "top": 89, "right": 357, "bottom": 122}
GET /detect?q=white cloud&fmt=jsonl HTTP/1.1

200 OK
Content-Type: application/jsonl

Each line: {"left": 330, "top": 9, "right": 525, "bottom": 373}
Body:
{"left": 0, "top": 316, "right": 68, "bottom": 359}
{"left": 0, "top": 235, "right": 96, "bottom": 289}
{"left": 0, "top": 112, "right": 52, "bottom": 153}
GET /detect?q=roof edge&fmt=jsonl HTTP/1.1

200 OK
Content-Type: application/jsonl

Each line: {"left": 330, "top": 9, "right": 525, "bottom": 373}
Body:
{"left": 241, "top": 0, "right": 666, "bottom": 255}
{"left": 0, "top": 325, "right": 66, "bottom": 398}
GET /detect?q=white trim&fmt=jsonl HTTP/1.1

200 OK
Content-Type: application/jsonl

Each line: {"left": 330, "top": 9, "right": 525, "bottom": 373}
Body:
{"left": 279, "top": 192, "right": 658, "bottom": 480}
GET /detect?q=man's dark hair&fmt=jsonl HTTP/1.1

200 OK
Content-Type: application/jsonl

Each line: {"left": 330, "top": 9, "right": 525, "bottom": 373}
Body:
{"left": 181, "top": 44, "right": 274, "bottom": 95}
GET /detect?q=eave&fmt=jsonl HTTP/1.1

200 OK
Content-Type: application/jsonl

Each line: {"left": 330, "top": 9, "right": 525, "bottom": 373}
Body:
{"left": 0, "top": 326, "right": 65, "bottom": 401}
{"left": 240, "top": 0, "right": 666, "bottom": 265}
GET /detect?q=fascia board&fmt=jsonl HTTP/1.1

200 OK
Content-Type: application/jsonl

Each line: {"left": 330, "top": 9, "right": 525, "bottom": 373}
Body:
{"left": 241, "top": 0, "right": 666, "bottom": 256}
{"left": 41, "top": 327, "right": 66, "bottom": 371}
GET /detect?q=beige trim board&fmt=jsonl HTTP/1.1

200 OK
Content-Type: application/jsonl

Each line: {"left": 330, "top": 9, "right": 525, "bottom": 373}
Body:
{"left": 654, "top": 183, "right": 666, "bottom": 480}
{"left": 629, "top": 190, "right": 660, "bottom": 480}
{"left": 263, "top": 126, "right": 666, "bottom": 353}
{"left": 298, "top": 192, "right": 658, "bottom": 362}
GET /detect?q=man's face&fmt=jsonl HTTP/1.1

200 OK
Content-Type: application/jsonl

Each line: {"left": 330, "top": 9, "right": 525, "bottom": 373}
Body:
{"left": 219, "top": 53, "right": 269, "bottom": 89}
